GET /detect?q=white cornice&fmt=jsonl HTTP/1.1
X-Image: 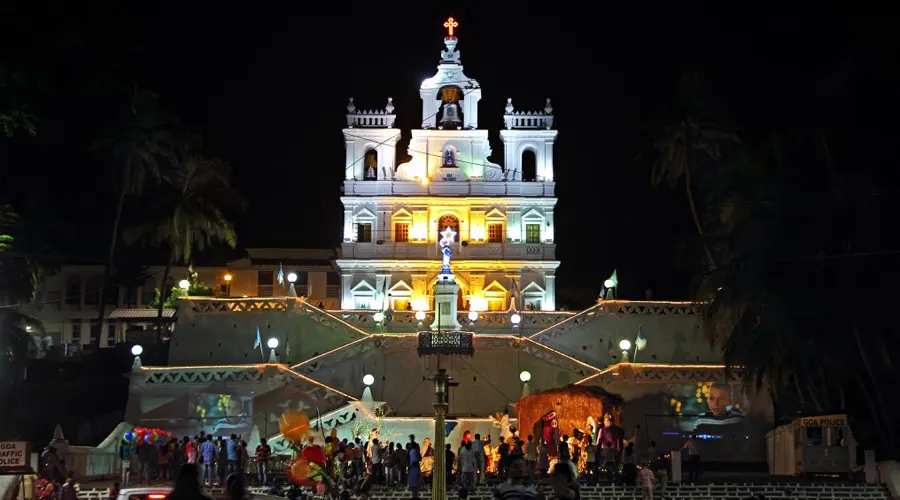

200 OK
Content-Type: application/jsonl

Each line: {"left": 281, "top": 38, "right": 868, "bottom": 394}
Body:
{"left": 340, "top": 196, "right": 558, "bottom": 206}
{"left": 335, "top": 259, "right": 560, "bottom": 272}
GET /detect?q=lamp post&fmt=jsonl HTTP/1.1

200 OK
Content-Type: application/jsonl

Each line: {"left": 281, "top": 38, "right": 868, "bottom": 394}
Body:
{"left": 417, "top": 330, "right": 473, "bottom": 500}
{"left": 287, "top": 272, "right": 297, "bottom": 297}
{"left": 267, "top": 337, "right": 279, "bottom": 363}
{"left": 131, "top": 344, "right": 143, "bottom": 372}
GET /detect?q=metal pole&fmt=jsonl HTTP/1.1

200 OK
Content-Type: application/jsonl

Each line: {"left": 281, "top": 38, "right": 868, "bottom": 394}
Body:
{"left": 432, "top": 368, "right": 449, "bottom": 500}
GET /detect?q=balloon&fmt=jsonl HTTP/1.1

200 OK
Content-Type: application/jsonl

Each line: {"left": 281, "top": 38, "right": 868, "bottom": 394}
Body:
{"left": 290, "top": 459, "right": 310, "bottom": 481}
{"left": 278, "top": 410, "right": 310, "bottom": 444}
{"left": 316, "top": 483, "right": 327, "bottom": 495}
{"left": 300, "top": 444, "right": 325, "bottom": 465}
{"left": 124, "top": 432, "right": 133, "bottom": 441}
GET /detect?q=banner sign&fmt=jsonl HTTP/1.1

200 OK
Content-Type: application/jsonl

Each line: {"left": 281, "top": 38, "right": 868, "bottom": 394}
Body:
{"left": 0, "top": 441, "right": 30, "bottom": 471}
{"left": 797, "top": 415, "right": 848, "bottom": 427}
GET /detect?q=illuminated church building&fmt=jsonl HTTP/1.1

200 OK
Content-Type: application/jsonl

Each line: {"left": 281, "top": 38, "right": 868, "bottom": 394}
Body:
{"left": 338, "top": 20, "right": 559, "bottom": 313}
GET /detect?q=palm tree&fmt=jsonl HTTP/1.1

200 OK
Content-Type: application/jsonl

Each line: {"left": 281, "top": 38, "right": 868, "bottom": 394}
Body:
{"left": 124, "top": 138, "right": 245, "bottom": 340}
{"left": 93, "top": 88, "right": 175, "bottom": 348}
{"left": 650, "top": 117, "right": 740, "bottom": 271}
{"left": 696, "top": 137, "right": 900, "bottom": 457}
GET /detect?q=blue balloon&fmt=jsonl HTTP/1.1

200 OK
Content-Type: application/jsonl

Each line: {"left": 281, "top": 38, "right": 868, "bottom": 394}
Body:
{"left": 124, "top": 432, "right": 133, "bottom": 440}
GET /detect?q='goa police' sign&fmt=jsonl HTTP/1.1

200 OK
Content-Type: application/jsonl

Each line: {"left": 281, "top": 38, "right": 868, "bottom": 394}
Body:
{"left": 0, "top": 442, "right": 29, "bottom": 470}
{"left": 799, "top": 415, "right": 848, "bottom": 427}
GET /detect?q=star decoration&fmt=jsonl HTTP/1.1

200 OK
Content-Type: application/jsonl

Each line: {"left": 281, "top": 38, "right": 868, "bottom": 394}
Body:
{"left": 440, "top": 226, "right": 457, "bottom": 244}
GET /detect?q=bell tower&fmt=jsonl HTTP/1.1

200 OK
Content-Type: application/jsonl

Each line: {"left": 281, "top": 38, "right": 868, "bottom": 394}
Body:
{"left": 419, "top": 18, "right": 482, "bottom": 130}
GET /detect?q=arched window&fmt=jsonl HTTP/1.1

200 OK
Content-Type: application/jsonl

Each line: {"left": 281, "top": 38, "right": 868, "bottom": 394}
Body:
{"left": 437, "top": 85, "right": 464, "bottom": 129}
{"left": 437, "top": 214, "right": 459, "bottom": 242}
{"left": 65, "top": 277, "right": 82, "bottom": 305}
{"left": 522, "top": 149, "right": 537, "bottom": 182}
{"left": 364, "top": 149, "right": 378, "bottom": 180}
{"left": 84, "top": 276, "right": 102, "bottom": 305}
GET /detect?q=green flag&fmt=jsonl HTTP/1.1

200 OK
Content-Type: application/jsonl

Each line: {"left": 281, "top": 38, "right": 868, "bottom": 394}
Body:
{"left": 605, "top": 270, "right": 618, "bottom": 288}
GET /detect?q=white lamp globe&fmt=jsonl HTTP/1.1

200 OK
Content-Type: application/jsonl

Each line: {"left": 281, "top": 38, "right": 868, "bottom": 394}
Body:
{"left": 604, "top": 279, "right": 615, "bottom": 289}
{"left": 178, "top": 279, "right": 190, "bottom": 290}
{"left": 618, "top": 339, "right": 632, "bottom": 351}
{"left": 519, "top": 370, "right": 532, "bottom": 383}
{"left": 363, "top": 374, "right": 375, "bottom": 386}
{"left": 373, "top": 312, "right": 385, "bottom": 323}
{"left": 468, "top": 311, "right": 478, "bottom": 322}
{"left": 287, "top": 272, "right": 298, "bottom": 283}
{"left": 131, "top": 344, "right": 143, "bottom": 356}
{"left": 414, "top": 310, "right": 426, "bottom": 321}
{"left": 267, "top": 337, "right": 279, "bottom": 349}
{"left": 510, "top": 313, "right": 522, "bottom": 325}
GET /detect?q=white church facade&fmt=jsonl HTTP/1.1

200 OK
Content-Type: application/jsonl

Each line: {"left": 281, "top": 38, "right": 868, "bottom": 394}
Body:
{"left": 337, "top": 22, "right": 560, "bottom": 312}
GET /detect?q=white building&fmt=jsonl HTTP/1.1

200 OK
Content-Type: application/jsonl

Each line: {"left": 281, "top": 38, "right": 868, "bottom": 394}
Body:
{"left": 22, "top": 248, "right": 340, "bottom": 349}
{"left": 338, "top": 25, "right": 559, "bottom": 313}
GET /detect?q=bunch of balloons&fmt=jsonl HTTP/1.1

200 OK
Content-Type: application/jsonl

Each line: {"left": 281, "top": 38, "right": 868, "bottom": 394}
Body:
{"left": 124, "top": 427, "right": 171, "bottom": 445}
{"left": 279, "top": 410, "right": 331, "bottom": 494}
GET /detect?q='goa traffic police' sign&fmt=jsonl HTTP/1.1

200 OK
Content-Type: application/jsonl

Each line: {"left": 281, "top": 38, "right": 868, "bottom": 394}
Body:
{"left": 0, "top": 442, "right": 30, "bottom": 472}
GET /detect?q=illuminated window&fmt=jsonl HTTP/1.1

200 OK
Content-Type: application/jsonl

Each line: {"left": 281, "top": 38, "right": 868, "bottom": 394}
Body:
{"left": 525, "top": 224, "right": 541, "bottom": 243}
{"left": 438, "top": 214, "right": 459, "bottom": 241}
{"left": 487, "top": 298, "right": 504, "bottom": 311}
{"left": 357, "top": 223, "right": 372, "bottom": 243}
{"left": 488, "top": 223, "right": 504, "bottom": 243}
{"left": 395, "top": 223, "right": 409, "bottom": 243}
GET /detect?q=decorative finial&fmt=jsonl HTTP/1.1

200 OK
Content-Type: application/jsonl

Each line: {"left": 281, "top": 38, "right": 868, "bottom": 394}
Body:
{"left": 443, "top": 17, "right": 459, "bottom": 37}
{"left": 385, "top": 97, "right": 394, "bottom": 114}
{"left": 544, "top": 98, "right": 553, "bottom": 114}
{"left": 347, "top": 97, "right": 356, "bottom": 113}
{"left": 505, "top": 98, "right": 514, "bottom": 115}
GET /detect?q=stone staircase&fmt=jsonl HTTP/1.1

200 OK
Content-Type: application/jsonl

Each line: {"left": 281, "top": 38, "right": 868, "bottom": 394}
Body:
{"left": 319, "top": 482, "right": 891, "bottom": 500}
{"left": 76, "top": 482, "right": 893, "bottom": 500}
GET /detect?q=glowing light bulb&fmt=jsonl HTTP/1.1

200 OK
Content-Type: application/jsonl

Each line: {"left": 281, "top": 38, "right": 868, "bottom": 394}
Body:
{"left": 619, "top": 339, "right": 632, "bottom": 351}
{"left": 267, "top": 337, "right": 279, "bottom": 349}
{"left": 519, "top": 370, "right": 531, "bottom": 383}
{"left": 131, "top": 345, "right": 143, "bottom": 356}
{"left": 363, "top": 374, "right": 375, "bottom": 386}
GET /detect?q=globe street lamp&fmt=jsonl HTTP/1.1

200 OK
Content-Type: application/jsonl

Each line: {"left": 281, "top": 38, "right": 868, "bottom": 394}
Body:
{"left": 267, "top": 337, "right": 279, "bottom": 363}
{"left": 519, "top": 370, "right": 531, "bottom": 383}
{"left": 363, "top": 374, "right": 375, "bottom": 386}
{"left": 178, "top": 279, "right": 190, "bottom": 290}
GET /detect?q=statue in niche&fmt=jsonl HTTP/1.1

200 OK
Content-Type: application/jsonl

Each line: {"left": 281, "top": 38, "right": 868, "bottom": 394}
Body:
{"left": 365, "top": 165, "right": 376, "bottom": 179}
{"left": 442, "top": 149, "right": 455, "bottom": 167}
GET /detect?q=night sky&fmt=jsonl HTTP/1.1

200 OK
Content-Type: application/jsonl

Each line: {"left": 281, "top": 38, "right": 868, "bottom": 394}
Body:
{"left": 2, "top": 6, "right": 897, "bottom": 302}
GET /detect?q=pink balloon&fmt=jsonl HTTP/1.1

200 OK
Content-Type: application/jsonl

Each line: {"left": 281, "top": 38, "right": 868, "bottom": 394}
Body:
{"left": 315, "top": 483, "right": 326, "bottom": 495}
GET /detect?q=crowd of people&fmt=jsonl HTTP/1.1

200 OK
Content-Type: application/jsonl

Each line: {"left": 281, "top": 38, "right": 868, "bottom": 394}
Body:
{"left": 292, "top": 424, "right": 691, "bottom": 500}
{"left": 117, "top": 433, "right": 270, "bottom": 488}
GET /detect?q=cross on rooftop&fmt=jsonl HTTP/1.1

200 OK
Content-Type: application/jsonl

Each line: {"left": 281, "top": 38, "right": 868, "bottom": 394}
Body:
{"left": 443, "top": 17, "right": 458, "bottom": 37}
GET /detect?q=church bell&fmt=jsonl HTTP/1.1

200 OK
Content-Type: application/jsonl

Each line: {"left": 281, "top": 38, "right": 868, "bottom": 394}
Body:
{"left": 439, "top": 102, "right": 462, "bottom": 128}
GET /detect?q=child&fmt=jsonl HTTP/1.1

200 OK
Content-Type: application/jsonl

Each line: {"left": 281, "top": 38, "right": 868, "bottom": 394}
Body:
{"left": 638, "top": 462, "right": 655, "bottom": 500}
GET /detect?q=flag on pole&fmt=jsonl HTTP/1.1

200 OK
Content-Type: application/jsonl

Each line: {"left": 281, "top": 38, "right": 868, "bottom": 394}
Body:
{"left": 254, "top": 325, "right": 265, "bottom": 360}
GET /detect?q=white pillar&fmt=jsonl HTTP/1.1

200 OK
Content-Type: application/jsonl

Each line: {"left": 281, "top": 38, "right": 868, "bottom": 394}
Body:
{"left": 544, "top": 274, "right": 556, "bottom": 311}
{"left": 430, "top": 275, "right": 462, "bottom": 331}
{"left": 341, "top": 274, "right": 354, "bottom": 310}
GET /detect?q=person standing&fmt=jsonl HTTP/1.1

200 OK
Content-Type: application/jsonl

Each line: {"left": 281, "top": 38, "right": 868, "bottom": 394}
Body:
{"left": 199, "top": 436, "right": 217, "bottom": 487}
{"left": 457, "top": 441, "right": 476, "bottom": 492}
{"left": 120, "top": 440, "right": 134, "bottom": 486}
{"left": 471, "top": 434, "right": 485, "bottom": 486}
{"left": 524, "top": 435, "right": 537, "bottom": 481}
{"left": 638, "top": 463, "right": 655, "bottom": 500}
{"left": 682, "top": 435, "right": 700, "bottom": 483}
{"left": 536, "top": 439, "right": 549, "bottom": 479}
{"left": 226, "top": 435, "right": 240, "bottom": 475}
{"left": 254, "top": 440, "right": 270, "bottom": 485}
{"left": 370, "top": 439, "right": 383, "bottom": 484}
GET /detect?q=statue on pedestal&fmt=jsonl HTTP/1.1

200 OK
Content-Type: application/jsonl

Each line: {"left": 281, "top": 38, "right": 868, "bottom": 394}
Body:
{"left": 439, "top": 226, "right": 456, "bottom": 274}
